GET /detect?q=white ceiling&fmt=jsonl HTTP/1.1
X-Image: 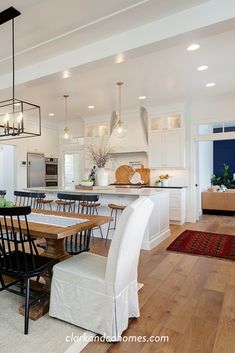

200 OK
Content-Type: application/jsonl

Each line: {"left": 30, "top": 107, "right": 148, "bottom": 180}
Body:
{"left": 0, "top": 0, "right": 234, "bottom": 122}
{"left": 0, "top": 0, "right": 209, "bottom": 73}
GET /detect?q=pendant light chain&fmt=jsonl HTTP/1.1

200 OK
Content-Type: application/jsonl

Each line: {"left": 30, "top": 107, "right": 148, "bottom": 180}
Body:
{"left": 119, "top": 83, "right": 121, "bottom": 123}
{"left": 65, "top": 95, "right": 68, "bottom": 127}
{"left": 0, "top": 7, "right": 41, "bottom": 140}
{"left": 63, "top": 94, "right": 69, "bottom": 138}
{"left": 117, "top": 81, "right": 124, "bottom": 124}
{"left": 12, "top": 18, "right": 15, "bottom": 103}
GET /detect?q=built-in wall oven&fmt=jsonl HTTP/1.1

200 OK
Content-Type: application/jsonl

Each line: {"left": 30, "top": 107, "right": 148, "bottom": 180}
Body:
{"left": 45, "top": 157, "right": 58, "bottom": 187}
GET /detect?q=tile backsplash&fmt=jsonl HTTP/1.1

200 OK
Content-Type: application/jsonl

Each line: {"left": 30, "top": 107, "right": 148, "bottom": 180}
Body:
{"left": 150, "top": 169, "right": 189, "bottom": 186}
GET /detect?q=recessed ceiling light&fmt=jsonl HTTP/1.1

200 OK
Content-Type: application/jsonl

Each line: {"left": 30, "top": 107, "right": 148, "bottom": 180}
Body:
{"left": 206, "top": 82, "right": 216, "bottom": 87}
{"left": 138, "top": 96, "right": 147, "bottom": 100}
{"left": 49, "top": 113, "right": 55, "bottom": 116}
{"left": 62, "top": 70, "right": 71, "bottom": 79}
{"left": 115, "top": 53, "right": 125, "bottom": 64}
{"left": 187, "top": 43, "right": 200, "bottom": 51}
{"left": 197, "top": 65, "right": 208, "bottom": 71}
{"left": 88, "top": 105, "right": 95, "bottom": 109}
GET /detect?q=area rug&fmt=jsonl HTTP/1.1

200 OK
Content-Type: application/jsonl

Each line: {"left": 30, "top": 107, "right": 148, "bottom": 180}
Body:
{"left": 0, "top": 284, "right": 144, "bottom": 353}
{"left": 167, "top": 230, "right": 235, "bottom": 261}
{"left": 0, "top": 291, "right": 95, "bottom": 353}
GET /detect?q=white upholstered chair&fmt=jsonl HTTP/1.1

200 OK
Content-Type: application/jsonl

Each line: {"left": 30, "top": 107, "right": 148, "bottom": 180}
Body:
{"left": 49, "top": 197, "right": 153, "bottom": 340}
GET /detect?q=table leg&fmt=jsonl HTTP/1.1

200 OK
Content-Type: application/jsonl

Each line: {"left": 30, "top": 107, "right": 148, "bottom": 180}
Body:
{"left": 41, "top": 238, "right": 70, "bottom": 260}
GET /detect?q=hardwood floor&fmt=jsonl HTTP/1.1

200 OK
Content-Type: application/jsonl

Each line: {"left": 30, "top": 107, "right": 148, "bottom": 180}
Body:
{"left": 82, "top": 214, "right": 235, "bottom": 353}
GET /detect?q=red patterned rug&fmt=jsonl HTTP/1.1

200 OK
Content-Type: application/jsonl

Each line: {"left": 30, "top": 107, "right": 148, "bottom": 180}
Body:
{"left": 167, "top": 230, "right": 235, "bottom": 261}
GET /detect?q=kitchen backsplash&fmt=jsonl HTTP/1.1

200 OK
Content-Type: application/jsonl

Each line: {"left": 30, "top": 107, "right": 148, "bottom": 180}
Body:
{"left": 101, "top": 152, "right": 188, "bottom": 186}
{"left": 150, "top": 169, "right": 189, "bottom": 186}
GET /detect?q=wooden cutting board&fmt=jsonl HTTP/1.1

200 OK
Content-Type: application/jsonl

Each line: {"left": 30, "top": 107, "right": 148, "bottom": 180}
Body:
{"left": 135, "top": 166, "right": 150, "bottom": 185}
{"left": 115, "top": 165, "right": 134, "bottom": 184}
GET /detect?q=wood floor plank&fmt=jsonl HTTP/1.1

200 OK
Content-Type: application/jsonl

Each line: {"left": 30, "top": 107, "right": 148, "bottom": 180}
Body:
{"left": 178, "top": 316, "right": 217, "bottom": 353}
{"left": 194, "top": 288, "right": 224, "bottom": 323}
{"left": 212, "top": 285, "right": 235, "bottom": 353}
{"left": 140, "top": 327, "right": 183, "bottom": 353}
{"left": 81, "top": 215, "right": 235, "bottom": 353}
{"left": 164, "top": 295, "right": 198, "bottom": 334}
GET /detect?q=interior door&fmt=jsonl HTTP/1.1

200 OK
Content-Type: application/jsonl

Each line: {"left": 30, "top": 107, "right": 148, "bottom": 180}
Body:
{"left": 64, "top": 151, "right": 84, "bottom": 188}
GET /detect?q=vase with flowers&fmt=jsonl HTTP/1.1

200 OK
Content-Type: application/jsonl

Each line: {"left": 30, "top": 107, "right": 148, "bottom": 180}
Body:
{"left": 86, "top": 139, "right": 112, "bottom": 186}
{"left": 155, "top": 174, "right": 171, "bottom": 187}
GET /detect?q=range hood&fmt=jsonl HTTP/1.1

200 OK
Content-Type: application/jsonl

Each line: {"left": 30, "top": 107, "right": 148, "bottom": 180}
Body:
{"left": 109, "top": 107, "right": 148, "bottom": 153}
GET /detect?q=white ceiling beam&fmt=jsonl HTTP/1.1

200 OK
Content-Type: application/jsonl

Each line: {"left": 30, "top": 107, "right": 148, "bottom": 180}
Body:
{"left": 0, "top": 0, "right": 235, "bottom": 90}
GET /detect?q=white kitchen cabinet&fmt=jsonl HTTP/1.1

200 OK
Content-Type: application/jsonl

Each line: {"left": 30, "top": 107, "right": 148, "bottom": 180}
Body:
{"left": 148, "top": 131, "right": 165, "bottom": 167}
{"left": 149, "top": 130, "right": 184, "bottom": 168}
{"left": 148, "top": 112, "right": 185, "bottom": 168}
{"left": 168, "top": 188, "right": 186, "bottom": 225}
{"left": 165, "top": 130, "right": 183, "bottom": 167}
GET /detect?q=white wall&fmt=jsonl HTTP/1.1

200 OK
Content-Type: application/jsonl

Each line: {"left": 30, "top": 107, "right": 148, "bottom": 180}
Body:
{"left": 188, "top": 94, "right": 235, "bottom": 221}
{"left": 190, "top": 94, "right": 235, "bottom": 122}
{"left": 0, "top": 144, "right": 15, "bottom": 200}
{"left": 0, "top": 120, "right": 60, "bottom": 191}
{"left": 59, "top": 117, "right": 85, "bottom": 186}
{"left": 198, "top": 141, "right": 213, "bottom": 214}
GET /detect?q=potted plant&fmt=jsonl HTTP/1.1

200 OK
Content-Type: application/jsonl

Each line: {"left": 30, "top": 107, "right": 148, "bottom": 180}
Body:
{"left": 155, "top": 179, "right": 162, "bottom": 187}
{"left": 86, "top": 139, "right": 112, "bottom": 186}
{"left": 211, "top": 163, "right": 233, "bottom": 188}
{"left": 0, "top": 199, "right": 14, "bottom": 207}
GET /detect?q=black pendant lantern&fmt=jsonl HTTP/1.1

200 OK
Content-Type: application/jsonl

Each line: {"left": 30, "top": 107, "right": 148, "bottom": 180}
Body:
{"left": 0, "top": 7, "right": 41, "bottom": 140}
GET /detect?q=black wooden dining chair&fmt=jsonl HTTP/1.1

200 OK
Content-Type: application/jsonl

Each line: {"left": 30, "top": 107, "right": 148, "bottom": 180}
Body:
{"left": 0, "top": 206, "right": 57, "bottom": 334}
{"left": 0, "top": 190, "right": 6, "bottom": 198}
{"left": 14, "top": 191, "right": 46, "bottom": 209}
{"left": 55, "top": 193, "right": 102, "bottom": 255}
{"left": 57, "top": 193, "right": 103, "bottom": 234}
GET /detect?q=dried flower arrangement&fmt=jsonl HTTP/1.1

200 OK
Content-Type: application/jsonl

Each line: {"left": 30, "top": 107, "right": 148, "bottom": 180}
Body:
{"left": 155, "top": 174, "right": 171, "bottom": 185}
{"left": 159, "top": 174, "right": 171, "bottom": 180}
{"left": 86, "top": 139, "right": 112, "bottom": 168}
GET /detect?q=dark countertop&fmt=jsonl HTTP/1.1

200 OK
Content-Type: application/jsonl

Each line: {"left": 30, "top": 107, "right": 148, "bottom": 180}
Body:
{"left": 145, "top": 186, "right": 187, "bottom": 189}
{"left": 110, "top": 184, "right": 187, "bottom": 189}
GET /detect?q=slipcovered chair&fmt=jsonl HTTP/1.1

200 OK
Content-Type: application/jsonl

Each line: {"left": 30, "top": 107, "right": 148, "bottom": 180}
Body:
{"left": 49, "top": 197, "right": 153, "bottom": 340}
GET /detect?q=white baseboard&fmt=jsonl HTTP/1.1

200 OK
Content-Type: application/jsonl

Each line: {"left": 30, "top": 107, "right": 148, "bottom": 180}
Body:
{"left": 141, "top": 228, "right": 171, "bottom": 250}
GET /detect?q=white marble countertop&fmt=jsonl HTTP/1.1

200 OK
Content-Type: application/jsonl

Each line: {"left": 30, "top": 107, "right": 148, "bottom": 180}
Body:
{"left": 26, "top": 186, "right": 169, "bottom": 197}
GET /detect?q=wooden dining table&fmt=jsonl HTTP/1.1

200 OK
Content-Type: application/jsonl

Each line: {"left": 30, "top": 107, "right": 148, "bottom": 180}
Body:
{"left": 3, "top": 208, "right": 111, "bottom": 320}
{"left": 23, "top": 209, "right": 111, "bottom": 260}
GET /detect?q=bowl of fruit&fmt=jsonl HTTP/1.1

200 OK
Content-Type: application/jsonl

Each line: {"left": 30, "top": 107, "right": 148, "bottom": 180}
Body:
{"left": 80, "top": 179, "right": 94, "bottom": 187}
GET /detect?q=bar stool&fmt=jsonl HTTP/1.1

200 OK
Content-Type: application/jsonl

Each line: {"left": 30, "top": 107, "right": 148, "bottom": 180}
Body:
{"left": 106, "top": 203, "right": 126, "bottom": 242}
{"left": 79, "top": 195, "right": 103, "bottom": 240}
{"left": 55, "top": 194, "right": 75, "bottom": 212}
{"left": 37, "top": 199, "right": 53, "bottom": 210}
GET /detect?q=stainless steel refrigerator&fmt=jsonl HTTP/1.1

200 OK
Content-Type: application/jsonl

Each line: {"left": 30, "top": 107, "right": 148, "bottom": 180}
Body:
{"left": 27, "top": 153, "right": 45, "bottom": 187}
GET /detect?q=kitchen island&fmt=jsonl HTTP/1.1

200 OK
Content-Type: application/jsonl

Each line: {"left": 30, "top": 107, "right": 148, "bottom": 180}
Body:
{"left": 26, "top": 187, "right": 170, "bottom": 250}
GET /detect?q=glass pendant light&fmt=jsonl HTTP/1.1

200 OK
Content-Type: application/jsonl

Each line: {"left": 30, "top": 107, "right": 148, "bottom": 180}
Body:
{"left": 63, "top": 94, "right": 69, "bottom": 139}
{"left": 113, "top": 81, "right": 127, "bottom": 138}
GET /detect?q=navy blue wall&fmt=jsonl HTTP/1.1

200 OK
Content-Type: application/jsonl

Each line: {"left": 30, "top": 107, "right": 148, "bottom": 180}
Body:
{"left": 213, "top": 139, "right": 235, "bottom": 176}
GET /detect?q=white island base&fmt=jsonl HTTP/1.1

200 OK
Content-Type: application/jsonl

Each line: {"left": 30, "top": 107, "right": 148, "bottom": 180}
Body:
{"left": 26, "top": 187, "right": 170, "bottom": 251}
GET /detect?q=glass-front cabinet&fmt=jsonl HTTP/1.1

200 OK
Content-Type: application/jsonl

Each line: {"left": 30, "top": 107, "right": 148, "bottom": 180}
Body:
{"left": 150, "top": 113, "right": 182, "bottom": 131}
{"left": 148, "top": 111, "right": 185, "bottom": 168}
{"left": 84, "top": 121, "right": 110, "bottom": 169}
{"left": 85, "top": 123, "right": 109, "bottom": 138}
